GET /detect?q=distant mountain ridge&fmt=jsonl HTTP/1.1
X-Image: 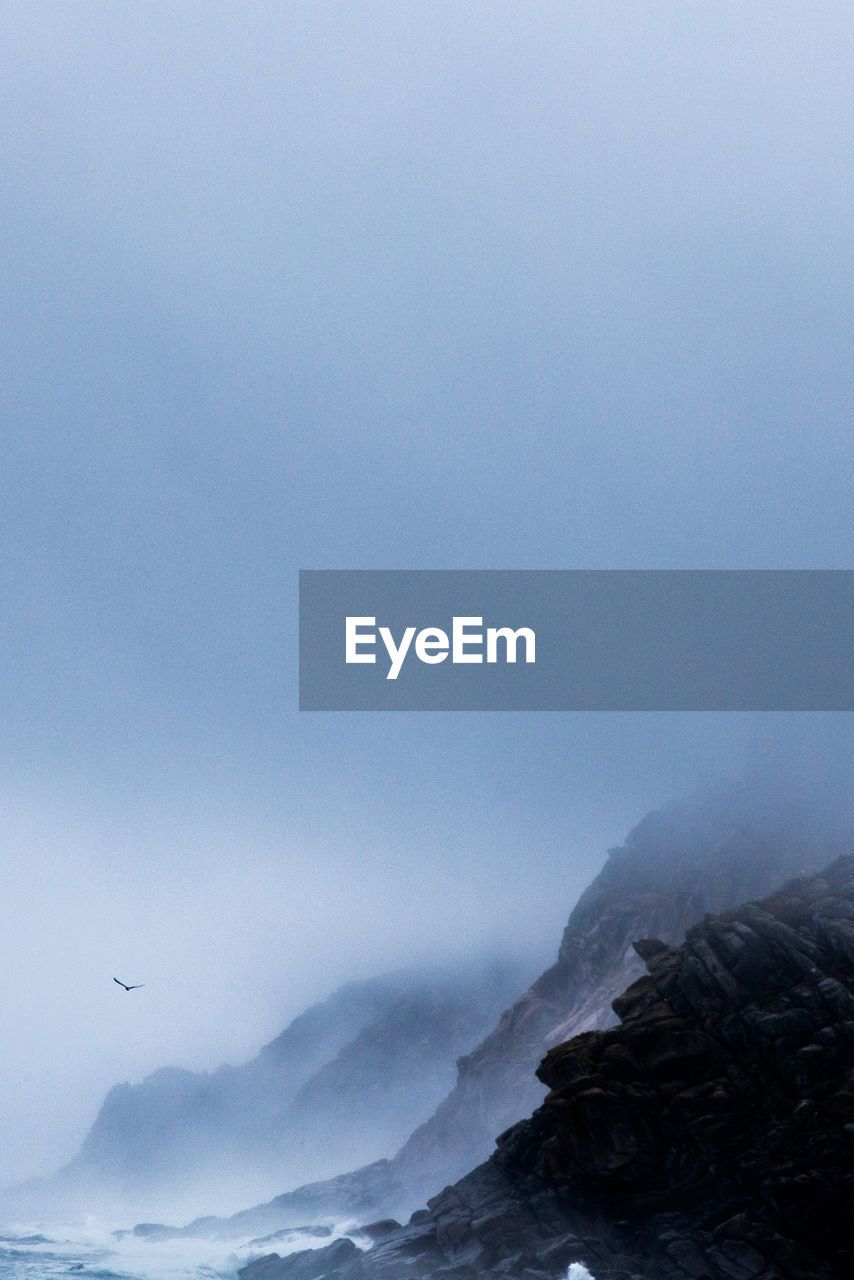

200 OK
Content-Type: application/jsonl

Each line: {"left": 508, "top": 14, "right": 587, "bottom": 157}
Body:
{"left": 1, "top": 961, "right": 530, "bottom": 1220}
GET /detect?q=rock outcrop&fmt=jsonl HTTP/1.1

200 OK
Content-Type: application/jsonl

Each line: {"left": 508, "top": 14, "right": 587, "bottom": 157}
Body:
{"left": 393, "top": 787, "right": 836, "bottom": 1206}
{"left": 243, "top": 855, "right": 854, "bottom": 1280}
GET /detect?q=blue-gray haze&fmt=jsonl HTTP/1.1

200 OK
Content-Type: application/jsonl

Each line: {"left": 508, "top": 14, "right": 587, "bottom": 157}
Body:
{"left": 1, "top": 2, "right": 853, "bottom": 1190}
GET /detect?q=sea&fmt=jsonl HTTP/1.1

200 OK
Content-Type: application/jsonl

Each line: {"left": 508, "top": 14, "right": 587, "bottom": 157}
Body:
{"left": 0, "top": 1223, "right": 597, "bottom": 1280}
{"left": 0, "top": 1221, "right": 352, "bottom": 1280}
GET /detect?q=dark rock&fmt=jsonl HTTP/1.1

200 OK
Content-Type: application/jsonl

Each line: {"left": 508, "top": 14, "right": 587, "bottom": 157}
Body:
{"left": 239, "top": 1238, "right": 367, "bottom": 1280}
{"left": 358, "top": 1221, "right": 403, "bottom": 1241}
{"left": 322, "top": 857, "right": 854, "bottom": 1280}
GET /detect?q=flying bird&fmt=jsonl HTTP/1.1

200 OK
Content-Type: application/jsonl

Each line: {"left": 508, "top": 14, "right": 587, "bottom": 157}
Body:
{"left": 113, "top": 977, "right": 144, "bottom": 991}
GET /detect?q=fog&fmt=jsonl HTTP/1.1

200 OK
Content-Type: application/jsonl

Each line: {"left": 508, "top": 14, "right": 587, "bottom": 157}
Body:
{"left": 1, "top": 1, "right": 854, "bottom": 1211}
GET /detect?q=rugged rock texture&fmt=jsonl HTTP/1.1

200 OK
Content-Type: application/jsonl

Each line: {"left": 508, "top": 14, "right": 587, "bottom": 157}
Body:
{"left": 392, "top": 788, "right": 841, "bottom": 1206}
{"left": 148, "top": 788, "right": 846, "bottom": 1239}
{"left": 2, "top": 962, "right": 527, "bottom": 1220}
{"left": 244, "top": 856, "right": 854, "bottom": 1280}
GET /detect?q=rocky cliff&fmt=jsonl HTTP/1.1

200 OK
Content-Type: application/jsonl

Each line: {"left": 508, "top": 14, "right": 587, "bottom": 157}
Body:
{"left": 393, "top": 787, "right": 835, "bottom": 1205}
{"left": 241, "top": 854, "right": 854, "bottom": 1280}
{"left": 160, "top": 785, "right": 846, "bottom": 1239}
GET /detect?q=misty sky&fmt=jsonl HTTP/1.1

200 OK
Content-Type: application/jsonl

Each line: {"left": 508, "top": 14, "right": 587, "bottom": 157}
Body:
{"left": 2, "top": 2, "right": 854, "bottom": 1187}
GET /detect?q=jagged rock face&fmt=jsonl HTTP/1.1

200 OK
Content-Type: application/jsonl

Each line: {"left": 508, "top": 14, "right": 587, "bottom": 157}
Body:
{"left": 392, "top": 789, "right": 839, "bottom": 1206}
{"left": 501, "top": 855, "right": 854, "bottom": 1277}
{"left": 255, "top": 856, "right": 854, "bottom": 1280}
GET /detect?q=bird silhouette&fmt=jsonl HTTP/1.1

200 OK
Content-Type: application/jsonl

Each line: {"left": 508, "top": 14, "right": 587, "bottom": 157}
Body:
{"left": 113, "top": 977, "right": 144, "bottom": 991}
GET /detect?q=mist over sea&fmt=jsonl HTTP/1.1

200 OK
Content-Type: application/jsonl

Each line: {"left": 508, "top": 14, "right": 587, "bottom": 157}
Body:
{"left": 0, "top": 1221, "right": 240, "bottom": 1280}
{"left": 0, "top": 1226, "right": 600, "bottom": 1280}
{"left": 0, "top": 1219, "right": 358, "bottom": 1280}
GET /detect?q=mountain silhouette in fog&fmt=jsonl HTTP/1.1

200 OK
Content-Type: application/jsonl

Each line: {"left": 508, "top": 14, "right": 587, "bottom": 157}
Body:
{"left": 1, "top": 960, "right": 530, "bottom": 1220}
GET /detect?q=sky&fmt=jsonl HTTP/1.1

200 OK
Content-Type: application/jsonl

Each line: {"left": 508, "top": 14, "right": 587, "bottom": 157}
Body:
{"left": 2, "top": 1, "right": 854, "bottom": 1187}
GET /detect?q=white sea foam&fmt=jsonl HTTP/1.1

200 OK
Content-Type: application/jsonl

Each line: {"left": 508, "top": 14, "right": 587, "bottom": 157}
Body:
{"left": 0, "top": 1216, "right": 359, "bottom": 1280}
